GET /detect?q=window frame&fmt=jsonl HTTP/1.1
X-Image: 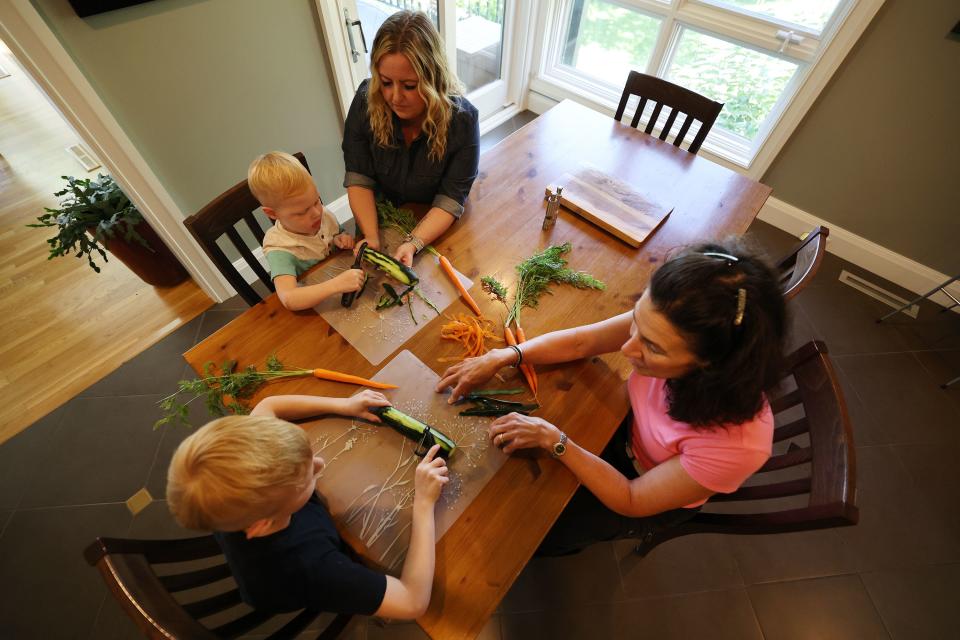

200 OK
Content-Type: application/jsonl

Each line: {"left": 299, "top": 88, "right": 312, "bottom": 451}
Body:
{"left": 526, "top": 0, "right": 885, "bottom": 177}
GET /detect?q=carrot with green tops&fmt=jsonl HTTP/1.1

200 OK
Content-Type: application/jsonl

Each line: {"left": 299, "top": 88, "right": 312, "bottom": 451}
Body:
{"left": 431, "top": 248, "right": 483, "bottom": 316}
{"left": 311, "top": 368, "right": 398, "bottom": 389}
{"left": 504, "top": 325, "right": 537, "bottom": 396}
{"left": 514, "top": 325, "right": 539, "bottom": 395}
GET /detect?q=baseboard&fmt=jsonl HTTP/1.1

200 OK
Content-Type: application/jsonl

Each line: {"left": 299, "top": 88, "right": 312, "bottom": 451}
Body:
{"left": 232, "top": 194, "right": 353, "bottom": 284}
{"left": 759, "top": 196, "right": 960, "bottom": 310}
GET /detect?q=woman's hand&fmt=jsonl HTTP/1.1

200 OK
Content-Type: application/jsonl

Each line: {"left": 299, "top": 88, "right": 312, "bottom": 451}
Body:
{"left": 414, "top": 444, "right": 449, "bottom": 505}
{"left": 435, "top": 349, "right": 513, "bottom": 403}
{"left": 489, "top": 413, "right": 562, "bottom": 455}
{"left": 394, "top": 242, "right": 417, "bottom": 267}
{"left": 342, "top": 390, "right": 391, "bottom": 422}
{"left": 333, "top": 233, "right": 355, "bottom": 250}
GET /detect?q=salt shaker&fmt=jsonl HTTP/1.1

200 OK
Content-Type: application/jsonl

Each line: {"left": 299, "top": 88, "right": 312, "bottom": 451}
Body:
{"left": 543, "top": 186, "right": 563, "bottom": 230}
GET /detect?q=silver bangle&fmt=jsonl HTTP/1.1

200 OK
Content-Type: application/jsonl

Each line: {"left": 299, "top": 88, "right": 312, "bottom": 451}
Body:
{"left": 402, "top": 233, "right": 425, "bottom": 254}
{"left": 507, "top": 345, "right": 523, "bottom": 367}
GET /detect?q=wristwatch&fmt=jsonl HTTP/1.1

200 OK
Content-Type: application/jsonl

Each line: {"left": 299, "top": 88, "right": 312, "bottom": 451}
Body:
{"left": 401, "top": 233, "right": 425, "bottom": 254}
{"left": 551, "top": 431, "right": 568, "bottom": 458}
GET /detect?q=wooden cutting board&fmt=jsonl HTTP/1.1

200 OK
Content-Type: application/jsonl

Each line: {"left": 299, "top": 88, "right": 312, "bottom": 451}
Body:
{"left": 546, "top": 164, "right": 672, "bottom": 248}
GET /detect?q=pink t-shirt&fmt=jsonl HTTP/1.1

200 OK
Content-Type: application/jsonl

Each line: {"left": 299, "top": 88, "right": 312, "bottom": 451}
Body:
{"left": 628, "top": 373, "right": 773, "bottom": 508}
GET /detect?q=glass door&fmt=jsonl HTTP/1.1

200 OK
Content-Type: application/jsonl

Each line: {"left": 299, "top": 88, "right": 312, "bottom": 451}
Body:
{"left": 323, "top": 0, "right": 514, "bottom": 122}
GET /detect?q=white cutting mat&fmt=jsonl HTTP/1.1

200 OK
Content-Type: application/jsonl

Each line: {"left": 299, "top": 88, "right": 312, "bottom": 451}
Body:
{"left": 303, "top": 229, "right": 473, "bottom": 365}
{"left": 305, "top": 350, "right": 513, "bottom": 572}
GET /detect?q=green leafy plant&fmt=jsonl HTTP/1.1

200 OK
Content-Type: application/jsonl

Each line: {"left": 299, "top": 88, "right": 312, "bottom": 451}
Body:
{"left": 483, "top": 243, "right": 605, "bottom": 326}
{"left": 28, "top": 174, "right": 149, "bottom": 273}
{"left": 156, "top": 355, "right": 305, "bottom": 429}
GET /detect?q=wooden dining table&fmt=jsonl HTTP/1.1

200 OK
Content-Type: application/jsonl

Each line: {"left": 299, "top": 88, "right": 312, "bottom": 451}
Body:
{"left": 184, "top": 99, "right": 771, "bottom": 639}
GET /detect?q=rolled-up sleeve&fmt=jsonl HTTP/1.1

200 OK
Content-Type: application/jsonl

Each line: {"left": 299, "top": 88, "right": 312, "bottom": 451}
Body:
{"left": 342, "top": 81, "right": 377, "bottom": 191}
{"left": 432, "top": 104, "right": 480, "bottom": 218}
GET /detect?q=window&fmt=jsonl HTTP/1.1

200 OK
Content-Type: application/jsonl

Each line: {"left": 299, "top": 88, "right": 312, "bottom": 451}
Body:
{"left": 531, "top": 0, "right": 874, "bottom": 169}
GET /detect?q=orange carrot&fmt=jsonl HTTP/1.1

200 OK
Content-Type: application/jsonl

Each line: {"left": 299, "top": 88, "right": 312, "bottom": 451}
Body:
{"left": 437, "top": 254, "right": 483, "bottom": 316}
{"left": 505, "top": 326, "right": 537, "bottom": 395}
{"left": 514, "top": 326, "right": 539, "bottom": 395}
{"left": 312, "top": 368, "right": 398, "bottom": 389}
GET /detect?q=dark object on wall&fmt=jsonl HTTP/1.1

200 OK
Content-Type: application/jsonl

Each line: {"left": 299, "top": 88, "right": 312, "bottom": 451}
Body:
{"left": 68, "top": 0, "right": 155, "bottom": 18}
{"left": 949, "top": 20, "right": 960, "bottom": 42}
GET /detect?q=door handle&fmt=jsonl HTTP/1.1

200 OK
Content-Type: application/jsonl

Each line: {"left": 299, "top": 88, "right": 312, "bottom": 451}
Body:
{"left": 344, "top": 9, "right": 368, "bottom": 63}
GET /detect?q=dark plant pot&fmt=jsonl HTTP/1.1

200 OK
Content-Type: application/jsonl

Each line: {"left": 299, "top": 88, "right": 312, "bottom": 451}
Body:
{"left": 95, "top": 220, "right": 190, "bottom": 287}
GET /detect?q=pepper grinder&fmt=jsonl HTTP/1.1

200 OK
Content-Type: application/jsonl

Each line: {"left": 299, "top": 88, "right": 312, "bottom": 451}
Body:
{"left": 543, "top": 186, "right": 563, "bottom": 231}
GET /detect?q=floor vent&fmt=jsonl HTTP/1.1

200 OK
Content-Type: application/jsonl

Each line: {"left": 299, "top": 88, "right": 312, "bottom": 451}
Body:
{"left": 65, "top": 143, "right": 102, "bottom": 172}
{"left": 839, "top": 269, "right": 918, "bottom": 318}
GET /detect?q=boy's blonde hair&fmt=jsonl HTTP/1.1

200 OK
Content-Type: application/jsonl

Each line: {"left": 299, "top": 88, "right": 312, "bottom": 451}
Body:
{"left": 167, "top": 415, "right": 312, "bottom": 531}
{"left": 247, "top": 151, "right": 314, "bottom": 209}
{"left": 368, "top": 11, "right": 464, "bottom": 162}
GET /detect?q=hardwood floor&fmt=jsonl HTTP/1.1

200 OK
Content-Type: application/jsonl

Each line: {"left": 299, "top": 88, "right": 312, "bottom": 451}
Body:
{"left": 0, "top": 42, "right": 211, "bottom": 444}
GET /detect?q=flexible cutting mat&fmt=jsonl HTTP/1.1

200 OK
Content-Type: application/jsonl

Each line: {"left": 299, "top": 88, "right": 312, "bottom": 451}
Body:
{"left": 303, "top": 230, "right": 472, "bottom": 365}
{"left": 305, "top": 350, "right": 519, "bottom": 572}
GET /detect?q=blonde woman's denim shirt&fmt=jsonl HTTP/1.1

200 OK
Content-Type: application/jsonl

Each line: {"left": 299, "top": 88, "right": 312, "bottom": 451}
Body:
{"left": 342, "top": 79, "right": 480, "bottom": 218}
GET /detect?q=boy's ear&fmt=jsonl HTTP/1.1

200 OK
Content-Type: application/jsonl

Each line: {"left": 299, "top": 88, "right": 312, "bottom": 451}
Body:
{"left": 262, "top": 206, "right": 278, "bottom": 220}
{"left": 244, "top": 518, "right": 273, "bottom": 539}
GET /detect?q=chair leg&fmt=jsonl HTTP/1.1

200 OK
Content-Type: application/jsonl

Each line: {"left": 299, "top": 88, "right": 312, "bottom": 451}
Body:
{"left": 942, "top": 375, "right": 960, "bottom": 390}
{"left": 632, "top": 531, "right": 658, "bottom": 557}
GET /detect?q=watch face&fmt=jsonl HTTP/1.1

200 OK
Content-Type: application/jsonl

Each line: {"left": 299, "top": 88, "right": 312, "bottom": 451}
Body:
{"left": 553, "top": 442, "right": 566, "bottom": 457}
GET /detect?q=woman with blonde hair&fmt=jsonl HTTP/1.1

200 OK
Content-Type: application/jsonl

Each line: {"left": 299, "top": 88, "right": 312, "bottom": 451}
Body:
{"left": 342, "top": 10, "right": 480, "bottom": 266}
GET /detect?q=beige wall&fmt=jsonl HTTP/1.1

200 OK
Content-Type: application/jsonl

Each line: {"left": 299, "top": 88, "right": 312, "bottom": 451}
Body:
{"left": 763, "top": 0, "right": 960, "bottom": 275}
{"left": 29, "top": 0, "right": 346, "bottom": 217}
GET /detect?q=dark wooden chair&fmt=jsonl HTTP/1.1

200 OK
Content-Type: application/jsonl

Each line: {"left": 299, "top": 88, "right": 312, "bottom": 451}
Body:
{"left": 84, "top": 534, "right": 352, "bottom": 639}
{"left": 635, "top": 340, "right": 858, "bottom": 556}
{"left": 614, "top": 71, "right": 724, "bottom": 155}
{"left": 777, "top": 225, "right": 830, "bottom": 300}
{"left": 184, "top": 152, "right": 312, "bottom": 306}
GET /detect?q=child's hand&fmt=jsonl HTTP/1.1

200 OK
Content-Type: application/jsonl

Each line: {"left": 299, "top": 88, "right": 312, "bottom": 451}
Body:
{"left": 414, "top": 445, "right": 449, "bottom": 505}
{"left": 394, "top": 242, "right": 416, "bottom": 267}
{"left": 333, "top": 269, "right": 365, "bottom": 293}
{"left": 342, "top": 390, "right": 391, "bottom": 422}
{"left": 333, "top": 233, "right": 355, "bottom": 250}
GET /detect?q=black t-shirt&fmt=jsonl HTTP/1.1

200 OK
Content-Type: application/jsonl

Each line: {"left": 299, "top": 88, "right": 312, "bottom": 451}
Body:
{"left": 213, "top": 495, "right": 387, "bottom": 614}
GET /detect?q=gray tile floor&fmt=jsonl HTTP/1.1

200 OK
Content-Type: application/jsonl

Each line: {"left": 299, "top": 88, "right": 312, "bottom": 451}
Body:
{"left": 1, "top": 114, "right": 958, "bottom": 639}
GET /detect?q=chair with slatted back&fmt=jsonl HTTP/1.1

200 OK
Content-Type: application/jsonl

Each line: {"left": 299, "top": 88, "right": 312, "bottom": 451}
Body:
{"left": 614, "top": 71, "right": 724, "bottom": 155}
{"left": 634, "top": 340, "right": 858, "bottom": 556}
{"left": 184, "top": 152, "right": 312, "bottom": 306}
{"left": 777, "top": 226, "right": 830, "bottom": 300}
{"left": 84, "top": 534, "right": 352, "bottom": 639}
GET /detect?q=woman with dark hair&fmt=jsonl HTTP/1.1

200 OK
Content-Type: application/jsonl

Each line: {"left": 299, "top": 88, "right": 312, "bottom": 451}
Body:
{"left": 342, "top": 10, "right": 479, "bottom": 267}
{"left": 435, "top": 240, "right": 787, "bottom": 555}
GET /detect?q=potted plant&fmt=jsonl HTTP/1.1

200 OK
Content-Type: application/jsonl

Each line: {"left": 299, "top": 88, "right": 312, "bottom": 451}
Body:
{"left": 29, "top": 174, "right": 189, "bottom": 286}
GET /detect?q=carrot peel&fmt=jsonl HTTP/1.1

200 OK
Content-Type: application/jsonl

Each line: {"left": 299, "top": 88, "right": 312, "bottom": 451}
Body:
{"left": 312, "top": 368, "right": 398, "bottom": 389}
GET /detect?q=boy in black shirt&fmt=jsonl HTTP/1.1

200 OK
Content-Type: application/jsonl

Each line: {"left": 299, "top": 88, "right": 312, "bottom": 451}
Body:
{"left": 166, "top": 390, "right": 449, "bottom": 618}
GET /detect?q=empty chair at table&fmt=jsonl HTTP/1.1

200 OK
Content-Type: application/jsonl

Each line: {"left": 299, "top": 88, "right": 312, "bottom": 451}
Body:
{"left": 614, "top": 70, "right": 724, "bottom": 155}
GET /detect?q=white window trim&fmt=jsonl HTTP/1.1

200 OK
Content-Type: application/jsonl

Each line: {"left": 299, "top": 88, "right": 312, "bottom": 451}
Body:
{"left": 525, "top": 0, "right": 885, "bottom": 179}
{"left": 0, "top": 0, "right": 234, "bottom": 302}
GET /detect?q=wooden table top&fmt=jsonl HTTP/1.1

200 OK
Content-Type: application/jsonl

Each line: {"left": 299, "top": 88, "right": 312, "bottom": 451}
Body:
{"left": 184, "top": 99, "right": 771, "bottom": 639}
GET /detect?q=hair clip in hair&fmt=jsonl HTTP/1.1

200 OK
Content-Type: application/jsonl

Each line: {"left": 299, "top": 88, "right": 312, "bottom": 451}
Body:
{"left": 734, "top": 288, "right": 747, "bottom": 326}
{"left": 701, "top": 251, "right": 740, "bottom": 265}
